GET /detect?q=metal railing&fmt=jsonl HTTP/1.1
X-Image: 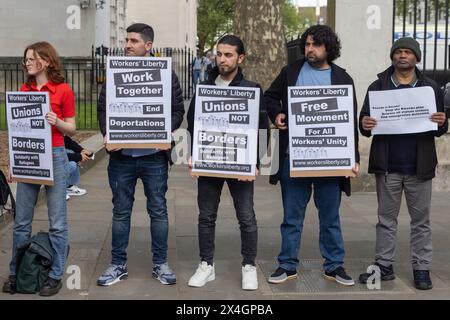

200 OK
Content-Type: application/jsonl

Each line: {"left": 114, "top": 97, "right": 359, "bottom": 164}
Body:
{"left": 0, "top": 46, "right": 194, "bottom": 130}
{"left": 394, "top": 0, "right": 450, "bottom": 86}
{"left": 101, "top": 45, "right": 195, "bottom": 100}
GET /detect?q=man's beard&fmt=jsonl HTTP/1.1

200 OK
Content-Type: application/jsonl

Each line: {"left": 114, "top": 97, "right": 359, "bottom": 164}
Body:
{"left": 307, "top": 55, "right": 327, "bottom": 67}
{"left": 219, "top": 65, "right": 237, "bottom": 77}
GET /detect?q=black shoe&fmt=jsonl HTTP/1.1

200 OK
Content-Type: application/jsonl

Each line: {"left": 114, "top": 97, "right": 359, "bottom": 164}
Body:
{"left": 2, "top": 275, "right": 16, "bottom": 294}
{"left": 413, "top": 270, "right": 433, "bottom": 290}
{"left": 359, "top": 262, "right": 395, "bottom": 284}
{"left": 39, "top": 277, "right": 62, "bottom": 297}
{"left": 268, "top": 267, "right": 297, "bottom": 284}
{"left": 324, "top": 266, "right": 355, "bottom": 286}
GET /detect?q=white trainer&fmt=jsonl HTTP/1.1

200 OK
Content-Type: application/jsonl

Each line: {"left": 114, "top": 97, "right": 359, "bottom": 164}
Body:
{"left": 66, "top": 185, "right": 87, "bottom": 196}
{"left": 188, "top": 261, "right": 215, "bottom": 287}
{"left": 242, "top": 264, "right": 258, "bottom": 290}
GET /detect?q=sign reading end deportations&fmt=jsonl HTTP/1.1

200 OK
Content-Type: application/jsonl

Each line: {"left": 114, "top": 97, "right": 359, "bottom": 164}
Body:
{"left": 192, "top": 85, "right": 260, "bottom": 179}
{"left": 288, "top": 85, "right": 356, "bottom": 177}
{"left": 6, "top": 92, "right": 53, "bottom": 185}
{"left": 106, "top": 56, "right": 172, "bottom": 150}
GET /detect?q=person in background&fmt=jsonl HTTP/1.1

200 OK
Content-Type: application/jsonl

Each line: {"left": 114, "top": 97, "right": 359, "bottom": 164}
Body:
{"left": 64, "top": 135, "right": 90, "bottom": 200}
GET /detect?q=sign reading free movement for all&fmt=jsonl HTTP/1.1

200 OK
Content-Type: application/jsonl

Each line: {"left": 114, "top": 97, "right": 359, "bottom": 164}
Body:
{"left": 192, "top": 85, "right": 260, "bottom": 179}
{"left": 288, "top": 85, "right": 356, "bottom": 177}
{"left": 106, "top": 56, "right": 172, "bottom": 150}
{"left": 6, "top": 92, "right": 54, "bottom": 185}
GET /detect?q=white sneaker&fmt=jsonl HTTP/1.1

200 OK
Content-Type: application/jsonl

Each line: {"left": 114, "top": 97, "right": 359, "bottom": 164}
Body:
{"left": 66, "top": 193, "right": 70, "bottom": 201}
{"left": 242, "top": 264, "right": 258, "bottom": 290}
{"left": 66, "top": 185, "right": 87, "bottom": 196}
{"left": 188, "top": 261, "right": 215, "bottom": 287}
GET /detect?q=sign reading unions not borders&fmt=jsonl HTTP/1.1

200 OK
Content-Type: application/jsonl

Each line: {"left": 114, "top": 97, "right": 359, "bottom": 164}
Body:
{"left": 288, "top": 85, "right": 356, "bottom": 177}
{"left": 106, "top": 56, "right": 172, "bottom": 149}
{"left": 6, "top": 91, "right": 54, "bottom": 185}
{"left": 192, "top": 85, "right": 260, "bottom": 178}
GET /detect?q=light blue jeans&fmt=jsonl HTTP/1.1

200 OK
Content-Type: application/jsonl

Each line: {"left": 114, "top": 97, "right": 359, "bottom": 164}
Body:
{"left": 9, "top": 147, "right": 69, "bottom": 280}
{"left": 67, "top": 149, "right": 80, "bottom": 186}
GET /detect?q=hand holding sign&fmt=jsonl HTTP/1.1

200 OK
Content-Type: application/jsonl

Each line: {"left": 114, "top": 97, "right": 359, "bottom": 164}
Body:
{"left": 431, "top": 112, "right": 446, "bottom": 126}
{"left": 362, "top": 116, "right": 377, "bottom": 131}
{"left": 46, "top": 111, "right": 58, "bottom": 126}
{"left": 275, "top": 113, "right": 287, "bottom": 130}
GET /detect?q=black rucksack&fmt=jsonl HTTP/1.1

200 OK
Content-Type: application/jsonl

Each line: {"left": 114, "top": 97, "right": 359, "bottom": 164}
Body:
{"left": 0, "top": 170, "right": 15, "bottom": 214}
{"left": 15, "top": 232, "right": 55, "bottom": 294}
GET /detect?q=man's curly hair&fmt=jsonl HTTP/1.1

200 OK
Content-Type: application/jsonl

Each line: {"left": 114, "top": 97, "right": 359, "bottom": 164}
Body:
{"left": 299, "top": 25, "right": 341, "bottom": 63}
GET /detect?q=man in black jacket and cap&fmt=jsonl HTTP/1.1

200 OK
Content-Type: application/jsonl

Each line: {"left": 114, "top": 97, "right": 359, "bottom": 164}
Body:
{"left": 358, "top": 37, "right": 448, "bottom": 290}
{"left": 264, "top": 25, "right": 360, "bottom": 286}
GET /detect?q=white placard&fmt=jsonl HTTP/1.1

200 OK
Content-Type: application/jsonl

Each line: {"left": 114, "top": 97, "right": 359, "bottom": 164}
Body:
{"left": 6, "top": 91, "right": 53, "bottom": 185}
{"left": 191, "top": 85, "right": 260, "bottom": 178}
{"left": 288, "top": 85, "right": 356, "bottom": 177}
{"left": 106, "top": 56, "right": 172, "bottom": 149}
{"left": 369, "top": 86, "right": 437, "bottom": 135}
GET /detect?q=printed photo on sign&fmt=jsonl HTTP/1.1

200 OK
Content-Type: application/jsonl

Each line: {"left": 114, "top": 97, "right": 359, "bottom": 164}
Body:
{"left": 6, "top": 92, "right": 53, "bottom": 185}
{"left": 106, "top": 57, "right": 172, "bottom": 148}
{"left": 288, "top": 85, "right": 356, "bottom": 176}
{"left": 192, "top": 85, "right": 260, "bottom": 178}
{"left": 369, "top": 86, "right": 437, "bottom": 135}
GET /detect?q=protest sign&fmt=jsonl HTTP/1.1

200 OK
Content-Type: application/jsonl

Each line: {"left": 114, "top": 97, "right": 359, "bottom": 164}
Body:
{"left": 106, "top": 56, "right": 172, "bottom": 150}
{"left": 369, "top": 86, "right": 437, "bottom": 135}
{"left": 191, "top": 85, "right": 260, "bottom": 179}
{"left": 6, "top": 92, "right": 53, "bottom": 185}
{"left": 288, "top": 85, "right": 356, "bottom": 177}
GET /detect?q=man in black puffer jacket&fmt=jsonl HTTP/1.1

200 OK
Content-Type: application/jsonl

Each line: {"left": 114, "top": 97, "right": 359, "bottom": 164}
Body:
{"left": 358, "top": 37, "right": 448, "bottom": 290}
{"left": 96, "top": 23, "right": 184, "bottom": 287}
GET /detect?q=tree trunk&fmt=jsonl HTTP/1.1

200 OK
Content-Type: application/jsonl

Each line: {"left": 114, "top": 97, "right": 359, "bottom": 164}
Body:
{"left": 234, "top": 0, "right": 287, "bottom": 91}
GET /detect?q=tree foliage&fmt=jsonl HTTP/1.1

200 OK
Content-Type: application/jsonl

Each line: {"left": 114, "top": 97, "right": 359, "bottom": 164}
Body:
{"left": 197, "top": 0, "right": 235, "bottom": 54}
{"left": 282, "top": 1, "right": 317, "bottom": 40}
{"left": 197, "top": 0, "right": 321, "bottom": 53}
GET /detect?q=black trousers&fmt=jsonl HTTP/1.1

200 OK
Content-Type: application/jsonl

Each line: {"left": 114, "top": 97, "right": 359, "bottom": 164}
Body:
{"left": 197, "top": 176, "right": 258, "bottom": 266}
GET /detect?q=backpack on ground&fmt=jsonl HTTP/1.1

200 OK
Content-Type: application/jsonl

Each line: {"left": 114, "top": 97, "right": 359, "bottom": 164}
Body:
{"left": 15, "top": 232, "right": 55, "bottom": 294}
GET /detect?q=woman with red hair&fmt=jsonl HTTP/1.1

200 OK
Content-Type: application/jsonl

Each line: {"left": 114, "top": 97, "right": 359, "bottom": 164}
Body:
{"left": 3, "top": 42, "right": 76, "bottom": 296}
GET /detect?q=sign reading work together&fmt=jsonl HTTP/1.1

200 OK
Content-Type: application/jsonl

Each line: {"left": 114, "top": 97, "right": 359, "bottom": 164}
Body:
{"left": 106, "top": 57, "right": 172, "bottom": 150}
{"left": 6, "top": 92, "right": 53, "bottom": 185}
{"left": 288, "top": 85, "right": 356, "bottom": 177}
{"left": 192, "top": 85, "right": 260, "bottom": 179}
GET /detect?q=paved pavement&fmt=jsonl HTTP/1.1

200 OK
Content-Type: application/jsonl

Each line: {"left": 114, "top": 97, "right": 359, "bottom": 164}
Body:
{"left": 1, "top": 152, "right": 450, "bottom": 300}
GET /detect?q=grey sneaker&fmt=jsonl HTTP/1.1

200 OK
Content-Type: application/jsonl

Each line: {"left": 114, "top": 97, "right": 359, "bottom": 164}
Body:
{"left": 324, "top": 266, "right": 355, "bottom": 286}
{"left": 97, "top": 263, "right": 128, "bottom": 286}
{"left": 152, "top": 263, "right": 176, "bottom": 285}
{"left": 268, "top": 267, "right": 298, "bottom": 284}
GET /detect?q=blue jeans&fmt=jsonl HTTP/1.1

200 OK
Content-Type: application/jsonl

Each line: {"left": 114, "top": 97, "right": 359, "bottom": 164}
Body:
{"left": 9, "top": 147, "right": 69, "bottom": 280}
{"left": 278, "top": 158, "right": 345, "bottom": 272}
{"left": 66, "top": 149, "right": 80, "bottom": 186}
{"left": 193, "top": 70, "right": 201, "bottom": 87}
{"left": 67, "top": 161, "right": 80, "bottom": 186}
{"left": 108, "top": 151, "right": 169, "bottom": 265}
